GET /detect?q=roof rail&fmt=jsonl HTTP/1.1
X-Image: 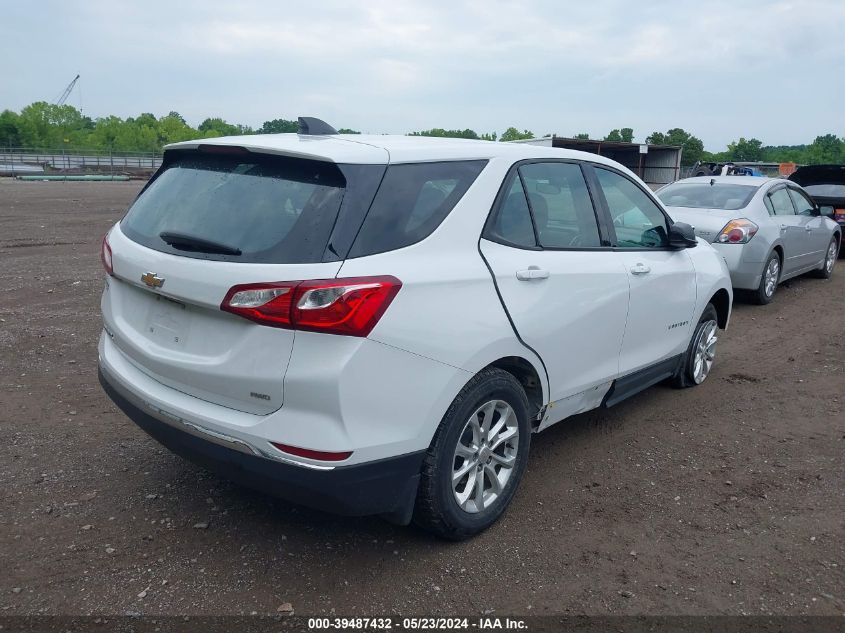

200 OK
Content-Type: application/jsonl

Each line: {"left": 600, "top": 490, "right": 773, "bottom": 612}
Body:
{"left": 298, "top": 117, "right": 338, "bottom": 135}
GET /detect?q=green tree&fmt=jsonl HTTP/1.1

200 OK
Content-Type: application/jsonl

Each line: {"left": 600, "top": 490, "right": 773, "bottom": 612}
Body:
{"left": 198, "top": 117, "right": 250, "bottom": 137}
{"left": 604, "top": 128, "right": 633, "bottom": 142}
{"left": 87, "top": 115, "right": 125, "bottom": 150}
{"left": 259, "top": 118, "right": 299, "bottom": 134}
{"left": 16, "top": 102, "right": 90, "bottom": 147}
{"left": 727, "top": 137, "right": 764, "bottom": 162}
{"left": 479, "top": 132, "right": 498, "bottom": 141}
{"left": 156, "top": 112, "right": 197, "bottom": 146}
{"left": 0, "top": 109, "right": 22, "bottom": 146}
{"left": 573, "top": 132, "right": 590, "bottom": 140}
{"left": 805, "top": 134, "right": 844, "bottom": 164}
{"left": 135, "top": 113, "right": 158, "bottom": 128}
{"left": 761, "top": 144, "right": 807, "bottom": 163}
{"left": 336, "top": 128, "right": 360, "bottom": 134}
{"left": 408, "top": 128, "right": 480, "bottom": 139}
{"left": 499, "top": 127, "right": 534, "bottom": 142}
{"left": 647, "top": 128, "right": 706, "bottom": 166}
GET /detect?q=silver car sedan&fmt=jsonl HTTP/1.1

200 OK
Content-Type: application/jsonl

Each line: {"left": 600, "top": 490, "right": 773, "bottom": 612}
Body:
{"left": 657, "top": 176, "right": 841, "bottom": 304}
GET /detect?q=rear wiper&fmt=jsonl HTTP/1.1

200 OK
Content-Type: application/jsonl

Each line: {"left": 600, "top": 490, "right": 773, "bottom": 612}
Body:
{"left": 159, "top": 231, "right": 242, "bottom": 256}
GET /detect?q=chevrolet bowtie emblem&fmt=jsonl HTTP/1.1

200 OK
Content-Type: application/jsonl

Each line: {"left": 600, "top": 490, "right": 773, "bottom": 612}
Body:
{"left": 141, "top": 272, "right": 165, "bottom": 288}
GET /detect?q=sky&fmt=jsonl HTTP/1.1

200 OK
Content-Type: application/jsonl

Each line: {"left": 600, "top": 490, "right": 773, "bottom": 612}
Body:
{"left": 1, "top": 0, "right": 843, "bottom": 151}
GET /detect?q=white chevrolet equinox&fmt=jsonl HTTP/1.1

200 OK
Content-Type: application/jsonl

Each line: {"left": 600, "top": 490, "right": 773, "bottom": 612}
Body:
{"left": 98, "top": 118, "right": 733, "bottom": 539}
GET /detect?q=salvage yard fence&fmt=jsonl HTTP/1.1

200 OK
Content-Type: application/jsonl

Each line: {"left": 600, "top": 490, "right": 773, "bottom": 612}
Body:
{"left": 0, "top": 146, "right": 162, "bottom": 176}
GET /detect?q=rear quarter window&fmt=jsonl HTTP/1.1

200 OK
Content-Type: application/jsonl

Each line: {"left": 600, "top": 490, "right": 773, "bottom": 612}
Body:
{"left": 348, "top": 160, "right": 487, "bottom": 258}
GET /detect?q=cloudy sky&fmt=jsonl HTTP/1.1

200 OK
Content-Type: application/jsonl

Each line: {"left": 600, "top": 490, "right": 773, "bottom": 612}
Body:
{"left": 1, "top": 0, "right": 842, "bottom": 150}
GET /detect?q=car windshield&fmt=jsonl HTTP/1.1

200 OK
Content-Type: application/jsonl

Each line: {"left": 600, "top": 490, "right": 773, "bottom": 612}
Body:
{"left": 657, "top": 183, "right": 759, "bottom": 210}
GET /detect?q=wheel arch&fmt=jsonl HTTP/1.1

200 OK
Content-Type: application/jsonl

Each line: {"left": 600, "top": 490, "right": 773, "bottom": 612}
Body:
{"left": 708, "top": 288, "right": 731, "bottom": 329}
{"left": 483, "top": 356, "right": 545, "bottom": 426}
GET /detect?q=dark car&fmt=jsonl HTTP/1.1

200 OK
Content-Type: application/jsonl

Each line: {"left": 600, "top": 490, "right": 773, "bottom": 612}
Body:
{"left": 789, "top": 164, "right": 845, "bottom": 252}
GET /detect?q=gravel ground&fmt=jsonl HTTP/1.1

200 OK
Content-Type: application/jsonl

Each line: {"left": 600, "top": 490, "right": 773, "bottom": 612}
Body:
{"left": 0, "top": 180, "right": 843, "bottom": 617}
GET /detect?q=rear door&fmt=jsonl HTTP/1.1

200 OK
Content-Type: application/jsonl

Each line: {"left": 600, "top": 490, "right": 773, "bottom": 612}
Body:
{"left": 103, "top": 148, "right": 384, "bottom": 414}
{"left": 788, "top": 186, "right": 830, "bottom": 265}
{"left": 480, "top": 161, "right": 629, "bottom": 403}
{"left": 767, "top": 185, "right": 809, "bottom": 273}
{"left": 589, "top": 165, "right": 697, "bottom": 375}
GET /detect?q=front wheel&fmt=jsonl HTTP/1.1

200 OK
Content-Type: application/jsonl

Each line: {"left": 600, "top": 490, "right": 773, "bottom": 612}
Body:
{"left": 673, "top": 304, "right": 719, "bottom": 388}
{"left": 413, "top": 368, "right": 531, "bottom": 540}
{"left": 813, "top": 237, "right": 839, "bottom": 279}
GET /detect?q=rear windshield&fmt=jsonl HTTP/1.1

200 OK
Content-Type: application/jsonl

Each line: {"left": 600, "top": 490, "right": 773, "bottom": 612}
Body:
{"left": 122, "top": 152, "right": 486, "bottom": 263}
{"left": 804, "top": 184, "right": 845, "bottom": 199}
{"left": 121, "top": 152, "right": 382, "bottom": 264}
{"left": 657, "top": 182, "right": 759, "bottom": 210}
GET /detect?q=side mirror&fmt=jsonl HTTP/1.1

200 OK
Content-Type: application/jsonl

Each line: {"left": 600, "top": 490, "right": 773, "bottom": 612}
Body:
{"left": 668, "top": 222, "right": 697, "bottom": 249}
{"left": 819, "top": 205, "right": 835, "bottom": 218}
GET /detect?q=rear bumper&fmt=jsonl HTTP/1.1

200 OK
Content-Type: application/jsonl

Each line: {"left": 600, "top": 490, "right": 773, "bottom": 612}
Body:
{"left": 98, "top": 366, "right": 424, "bottom": 522}
{"left": 712, "top": 243, "right": 765, "bottom": 290}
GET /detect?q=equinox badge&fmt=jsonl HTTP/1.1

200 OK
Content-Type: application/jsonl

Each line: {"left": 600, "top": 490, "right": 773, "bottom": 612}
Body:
{"left": 141, "top": 272, "right": 165, "bottom": 289}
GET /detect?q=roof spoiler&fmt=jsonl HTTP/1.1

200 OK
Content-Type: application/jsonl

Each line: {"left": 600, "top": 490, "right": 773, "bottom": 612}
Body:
{"left": 298, "top": 117, "right": 338, "bottom": 135}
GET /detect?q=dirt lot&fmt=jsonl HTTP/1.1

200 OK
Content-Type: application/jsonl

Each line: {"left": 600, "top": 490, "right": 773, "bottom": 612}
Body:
{"left": 0, "top": 180, "right": 843, "bottom": 617}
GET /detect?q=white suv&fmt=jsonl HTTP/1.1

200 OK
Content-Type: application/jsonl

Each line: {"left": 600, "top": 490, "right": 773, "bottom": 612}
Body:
{"left": 98, "top": 118, "right": 733, "bottom": 539}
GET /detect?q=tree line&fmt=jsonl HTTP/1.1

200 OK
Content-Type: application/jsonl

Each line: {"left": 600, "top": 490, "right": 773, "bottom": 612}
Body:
{"left": 1, "top": 102, "right": 842, "bottom": 166}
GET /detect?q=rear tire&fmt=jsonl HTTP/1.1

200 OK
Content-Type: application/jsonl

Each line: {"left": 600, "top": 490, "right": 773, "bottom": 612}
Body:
{"left": 413, "top": 368, "right": 531, "bottom": 540}
{"left": 753, "top": 252, "right": 781, "bottom": 305}
{"left": 812, "top": 237, "right": 839, "bottom": 279}
{"left": 673, "top": 304, "right": 719, "bottom": 388}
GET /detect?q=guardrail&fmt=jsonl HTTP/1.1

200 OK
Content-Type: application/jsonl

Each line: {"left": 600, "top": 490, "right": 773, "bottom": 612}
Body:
{"left": 0, "top": 147, "right": 162, "bottom": 175}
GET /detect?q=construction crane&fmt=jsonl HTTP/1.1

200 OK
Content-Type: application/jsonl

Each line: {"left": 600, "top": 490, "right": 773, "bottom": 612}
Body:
{"left": 55, "top": 74, "right": 80, "bottom": 106}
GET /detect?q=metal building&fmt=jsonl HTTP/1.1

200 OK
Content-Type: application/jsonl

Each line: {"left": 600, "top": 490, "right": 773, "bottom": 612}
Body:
{"left": 512, "top": 136, "right": 683, "bottom": 189}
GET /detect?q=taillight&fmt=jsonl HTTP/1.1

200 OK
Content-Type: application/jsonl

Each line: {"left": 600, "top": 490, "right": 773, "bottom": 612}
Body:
{"left": 101, "top": 233, "right": 114, "bottom": 275}
{"left": 221, "top": 283, "right": 297, "bottom": 328}
{"left": 716, "top": 219, "right": 758, "bottom": 244}
{"left": 270, "top": 442, "right": 352, "bottom": 462}
{"left": 221, "top": 276, "right": 401, "bottom": 337}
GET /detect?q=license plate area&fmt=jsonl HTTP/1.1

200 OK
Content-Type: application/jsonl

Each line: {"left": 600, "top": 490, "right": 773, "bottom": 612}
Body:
{"left": 147, "top": 294, "right": 189, "bottom": 348}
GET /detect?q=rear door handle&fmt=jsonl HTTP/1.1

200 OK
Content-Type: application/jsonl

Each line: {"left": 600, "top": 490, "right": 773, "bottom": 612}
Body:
{"left": 630, "top": 263, "right": 651, "bottom": 275}
{"left": 516, "top": 268, "right": 549, "bottom": 281}
{"left": 805, "top": 226, "right": 813, "bottom": 232}
{"left": 780, "top": 224, "right": 788, "bottom": 231}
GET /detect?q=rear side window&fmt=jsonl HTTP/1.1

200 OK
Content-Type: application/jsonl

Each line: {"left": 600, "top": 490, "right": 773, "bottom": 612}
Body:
{"left": 122, "top": 152, "right": 386, "bottom": 264}
{"left": 768, "top": 188, "right": 796, "bottom": 216}
{"left": 764, "top": 196, "right": 776, "bottom": 215}
{"left": 519, "top": 162, "right": 601, "bottom": 248}
{"left": 348, "top": 161, "right": 487, "bottom": 258}
{"left": 490, "top": 177, "right": 537, "bottom": 248}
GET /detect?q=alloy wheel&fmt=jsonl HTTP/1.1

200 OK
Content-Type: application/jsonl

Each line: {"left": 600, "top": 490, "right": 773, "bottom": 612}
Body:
{"left": 451, "top": 400, "right": 519, "bottom": 514}
{"left": 692, "top": 320, "right": 718, "bottom": 384}
{"left": 825, "top": 241, "right": 838, "bottom": 274}
{"left": 764, "top": 258, "right": 779, "bottom": 297}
